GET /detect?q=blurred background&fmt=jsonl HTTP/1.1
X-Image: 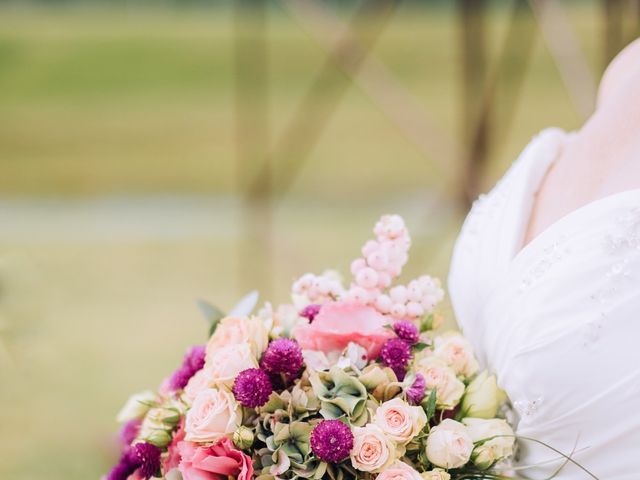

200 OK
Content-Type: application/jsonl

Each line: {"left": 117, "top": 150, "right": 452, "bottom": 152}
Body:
{"left": 0, "top": 0, "right": 638, "bottom": 478}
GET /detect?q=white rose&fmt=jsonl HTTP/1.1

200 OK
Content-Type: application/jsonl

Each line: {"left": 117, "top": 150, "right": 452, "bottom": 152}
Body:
{"left": 433, "top": 332, "right": 479, "bottom": 378}
{"left": 350, "top": 424, "right": 397, "bottom": 473}
{"left": 421, "top": 469, "right": 451, "bottom": 480}
{"left": 116, "top": 390, "right": 157, "bottom": 423}
{"left": 415, "top": 357, "right": 465, "bottom": 409}
{"left": 206, "top": 315, "right": 269, "bottom": 358}
{"left": 375, "top": 461, "right": 422, "bottom": 480}
{"left": 425, "top": 419, "right": 473, "bottom": 469}
{"left": 374, "top": 398, "right": 427, "bottom": 445}
{"left": 462, "top": 418, "right": 515, "bottom": 470}
{"left": 461, "top": 371, "right": 506, "bottom": 419}
{"left": 205, "top": 342, "right": 258, "bottom": 387}
{"left": 185, "top": 388, "right": 241, "bottom": 443}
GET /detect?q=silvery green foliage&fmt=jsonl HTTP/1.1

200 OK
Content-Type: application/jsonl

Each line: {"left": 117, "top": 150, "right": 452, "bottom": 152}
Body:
{"left": 309, "top": 366, "right": 369, "bottom": 426}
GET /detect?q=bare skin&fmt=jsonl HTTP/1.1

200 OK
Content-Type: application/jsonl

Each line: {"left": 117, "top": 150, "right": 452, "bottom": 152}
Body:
{"left": 523, "top": 38, "right": 640, "bottom": 248}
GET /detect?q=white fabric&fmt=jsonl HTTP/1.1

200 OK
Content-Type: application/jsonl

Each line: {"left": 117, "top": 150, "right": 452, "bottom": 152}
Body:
{"left": 449, "top": 128, "right": 640, "bottom": 479}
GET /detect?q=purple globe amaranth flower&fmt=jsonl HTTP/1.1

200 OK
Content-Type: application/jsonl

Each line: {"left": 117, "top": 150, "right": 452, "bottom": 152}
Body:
{"left": 132, "top": 442, "right": 162, "bottom": 479}
{"left": 393, "top": 365, "right": 408, "bottom": 382}
{"left": 406, "top": 373, "right": 426, "bottom": 405}
{"left": 393, "top": 320, "right": 420, "bottom": 345}
{"left": 120, "top": 419, "right": 141, "bottom": 446}
{"left": 260, "top": 338, "right": 304, "bottom": 381}
{"left": 232, "top": 368, "right": 273, "bottom": 408}
{"left": 310, "top": 420, "right": 354, "bottom": 463}
{"left": 169, "top": 344, "right": 206, "bottom": 391}
{"left": 106, "top": 449, "right": 139, "bottom": 480}
{"left": 299, "top": 303, "right": 322, "bottom": 322}
{"left": 379, "top": 338, "right": 412, "bottom": 370}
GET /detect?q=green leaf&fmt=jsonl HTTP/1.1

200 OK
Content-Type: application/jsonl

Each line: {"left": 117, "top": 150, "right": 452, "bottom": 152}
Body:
{"left": 196, "top": 299, "right": 225, "bottom": 336}
{"left": 414, "top": 342, "right": 429, "bottom": 352}
{"left": 425, "top": 388, "right": 437, "bottom": 421}
{"left": 420, "top": 314, "right": 434, "bottom": 332}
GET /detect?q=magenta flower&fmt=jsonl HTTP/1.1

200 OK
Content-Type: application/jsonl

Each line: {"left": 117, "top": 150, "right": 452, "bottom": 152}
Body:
{"left": 299, "top": 303, "right": 322, "bottom": 322}
{"left": 393, "top": 320, "right": 420, "bottom": 345}
{"left": 133, "top": 442, "right": 162, "bottom": 479}
{"left": 106, "top": 449, "right": 138, "bottom": 480}
{"left": 379, "top": 338, "right": 412, "bottom": 381}
{"left": 260, "top": 338, "right": 304, "bottom": 381}
{"left": 407, "top": 373, "right": 426, "bottom": 405}
{"left": 169, "top": 345, "right": 206, "bottom": 391}
{"left": 310, "top": 420, "right": 354, "bottom": 463}
{"left": 232, "top": 368, "right": 273, "bottom": 408}
{"left": 106, "top": 442, "right": 161, "bottom": 480}
{"left": 120, "top": 419, "right": 141, "bottom": 446}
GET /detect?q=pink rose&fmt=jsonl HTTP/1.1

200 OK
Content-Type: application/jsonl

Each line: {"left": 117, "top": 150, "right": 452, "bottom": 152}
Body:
{"left": 374, "top": 398, "right": 427, "bottom": 445}
{"left": 375, "top": 461, "right": 422, "bottom": 480}
{"left": 293, "top": 302, "right": 394, "bottom": 359}
{"left": 206, "top": 316, "right": 269, "bottom": 358}
{"left": 178, "top": 437, "right": 253, "bottom": 480}
{"left": 164, "top": 422, "right": 185, "bottom": 472}
{"left": 185, "top": 388, "right": 241, "bottom": 443}
{"left": 183, "top": 369, "right": 213, "bottom": 405}
{"left": 205, "top": 343, "right": 258, "bottom": 388}
{"left": 350, "top": 424, "right": 396, "bottom": 473}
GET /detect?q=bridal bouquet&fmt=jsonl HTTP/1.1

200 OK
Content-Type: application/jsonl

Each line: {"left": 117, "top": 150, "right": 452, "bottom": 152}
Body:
{"left": 107, "top": 215, "right": 515, "bottom": 480}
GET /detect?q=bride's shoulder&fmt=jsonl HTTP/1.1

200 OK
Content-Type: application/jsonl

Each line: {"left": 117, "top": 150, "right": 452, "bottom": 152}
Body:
{"left": 579, "top": 37, "right": 640, "bottom": 194}
{"left": 597, "top": 37, "right": 640, "bottom": 107}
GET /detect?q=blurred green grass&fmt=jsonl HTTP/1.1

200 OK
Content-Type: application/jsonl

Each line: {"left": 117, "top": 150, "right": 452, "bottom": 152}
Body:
{"left": 0, "top": 4, "right": 596, "bottom": 199}
{"left": 0, "top": 3, "right": 606, "bottom": 479}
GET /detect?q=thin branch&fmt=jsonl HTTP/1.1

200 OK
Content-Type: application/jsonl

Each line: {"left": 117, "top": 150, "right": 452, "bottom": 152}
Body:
{"left": 529, "top": 0, "right": 597, "bottom": 118}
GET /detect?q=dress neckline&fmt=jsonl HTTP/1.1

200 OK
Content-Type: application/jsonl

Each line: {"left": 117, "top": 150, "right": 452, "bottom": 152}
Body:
{"left": 511, "top": 129, "right": 640, "bottom": 262}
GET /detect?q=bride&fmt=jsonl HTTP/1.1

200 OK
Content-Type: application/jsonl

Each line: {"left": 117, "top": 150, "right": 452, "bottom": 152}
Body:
{"left": 448, "top": 39, "right": 640, "bottom": 479}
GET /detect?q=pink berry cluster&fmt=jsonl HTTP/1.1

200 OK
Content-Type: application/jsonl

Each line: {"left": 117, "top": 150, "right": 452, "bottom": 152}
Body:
{"left": 346, "top": 215, "right": 445, "bottom": 320}
{"left": 292, "top": 272, "right": 344, "bottom": 305}
{"left": 375, "top": 275, "right": 445, "bottom": 321}
{"left": 347, "top": 215, "right": 411, "bottom": 305}
{"left": 291, "top": 215, "right": 445, "bottom": 322}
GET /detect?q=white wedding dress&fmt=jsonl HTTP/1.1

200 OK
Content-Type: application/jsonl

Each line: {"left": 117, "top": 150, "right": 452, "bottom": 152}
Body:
{"left": 449, "top": 128, "right": 640, "bottom": 479}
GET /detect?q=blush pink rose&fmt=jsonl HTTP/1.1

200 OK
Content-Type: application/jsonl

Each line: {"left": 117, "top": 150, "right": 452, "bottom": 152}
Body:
{"left": 293, "top": 302, "right": 394, "bottom": 359}
{"left": 375, "top": 461, "right": 423, "bottom": 480}
{"left": 164, "top": 422, "right": 186, "bottom": 472}
{"left": 178, "top": 437, "right": 253, "bottom": 480}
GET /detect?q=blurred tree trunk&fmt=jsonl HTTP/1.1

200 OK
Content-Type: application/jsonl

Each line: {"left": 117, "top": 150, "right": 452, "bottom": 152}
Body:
{"left": 603, "top": 0, "right": 626, "bottom": 70}
{"left": 457, "top": 0, "right": 489, "bottom": 210}
{"left": 235, "top": 0, "right": 271, "bottom": 298}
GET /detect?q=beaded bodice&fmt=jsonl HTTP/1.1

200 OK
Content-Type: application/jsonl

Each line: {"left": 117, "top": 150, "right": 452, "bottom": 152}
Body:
{"left": 448, "top": 128, "right": 640, "bottom": 479}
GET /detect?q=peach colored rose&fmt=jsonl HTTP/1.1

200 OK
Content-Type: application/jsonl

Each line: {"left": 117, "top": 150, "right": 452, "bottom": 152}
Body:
{"left": 375, "top": 461, "right": 422, "bottom": 480}
{"left": 415, "top": 357, "right": 465, "bottom": 409}
{"left": 205, "top": 342, "right": 258, "bottom": 388}
{"left": 350, "top": 424, "right": 396, "bottom": 473}
{"left": 433, "top": 333, "right": 479, "bottom": 379}
{"left": 293, "top": 302, "right": 394, "bottom": 359}
{"left": 425, "top": 419, "right": 473, "bottom": 469}
{"left": 374, "top": 398, "right": 427, "bottom": 445}
{"left": 178, "top": 437, "right": 253, "bottom": 480}
{"left": 185, "top": 388, "right": 240, "bottom": 443}
{"left": 206, "top": 315, "right": 269, "bottom": 358}
{"left": 421, "top": 469, "right": 451, "bottom": 480}
{"left": 183, "top": 369, "right": 213, "bottom": 406}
